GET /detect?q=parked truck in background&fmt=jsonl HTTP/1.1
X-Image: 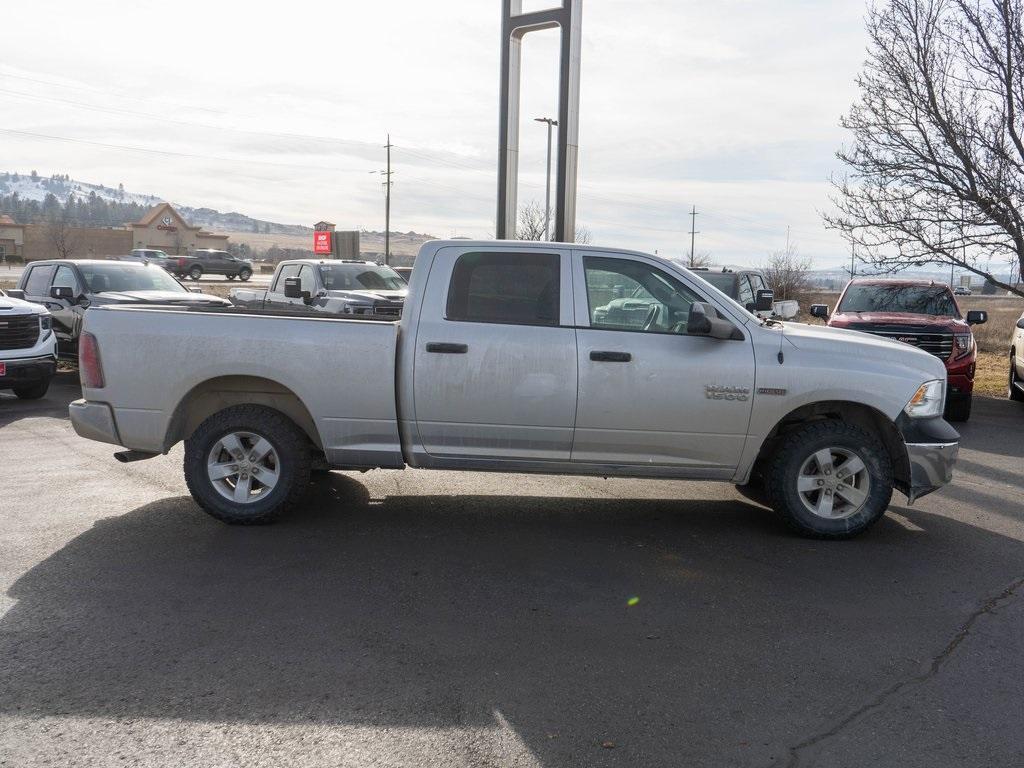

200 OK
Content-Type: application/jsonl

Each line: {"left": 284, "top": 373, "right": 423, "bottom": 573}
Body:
{"left": 691, "top": 267, "right": 800, "bottom": 319}
{"left": 0, "top": 288, "right": 57, "bottom": 400}
{"left": 68, "top": 240, "right": 959, "bottom": 540}
{"left": 229, "top": 259, "right": 407, "bottom": 317}
{"left": 811, "top": 279, "right": 987, "bottom": 422}
{"left": 170, "top": 249, "right": 254, "bottom": 281}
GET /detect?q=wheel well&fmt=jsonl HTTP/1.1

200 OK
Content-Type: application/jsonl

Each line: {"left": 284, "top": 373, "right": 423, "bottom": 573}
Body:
{"left": 164, "top": 375, "right": 321, "bottom": 451}
{"left": 750, "top": 401, "right": 909, "bottom": 491}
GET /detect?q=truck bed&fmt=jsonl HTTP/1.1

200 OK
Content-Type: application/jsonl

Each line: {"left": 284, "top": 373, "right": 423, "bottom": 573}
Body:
{"left": 80, "top": 304, "right": 405, "bottom": 468}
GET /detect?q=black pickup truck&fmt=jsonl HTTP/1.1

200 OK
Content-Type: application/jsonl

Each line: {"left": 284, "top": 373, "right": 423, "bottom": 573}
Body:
{"left": 169, "top": 249, "right": 254, "bottom": 281}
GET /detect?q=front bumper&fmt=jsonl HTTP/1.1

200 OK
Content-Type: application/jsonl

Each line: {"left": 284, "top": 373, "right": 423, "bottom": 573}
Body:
{"left": 0, "top": 355, "right": 57, "bottom": 389}
{"left": 897, "top": 415, "right": 960, "bottom": 502}
{"left": 69, "top": 399, "right": 122, "bottom": 446}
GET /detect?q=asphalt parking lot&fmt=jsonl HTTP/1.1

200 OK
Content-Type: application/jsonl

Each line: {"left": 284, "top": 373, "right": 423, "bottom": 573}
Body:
{"left": 1, "top": 373, "right": 1021, "bottom": 767}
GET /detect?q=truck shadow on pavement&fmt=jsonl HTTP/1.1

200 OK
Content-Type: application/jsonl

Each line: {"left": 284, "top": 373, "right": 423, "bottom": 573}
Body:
{"left": 2, "top": 473, "right": 1023, "bottom": 765}
{"left": 0, "top": 371, "right": 79, "bottom": 428}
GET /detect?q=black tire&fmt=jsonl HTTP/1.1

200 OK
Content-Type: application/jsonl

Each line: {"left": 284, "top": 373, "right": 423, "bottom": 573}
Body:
{"left": 1010, "top": 350, "right": 1024, "bottom": 403}
{"left": 188, "top": 265, "right": 203, "bottom": 281}
{"left": 764, "top": 420, "right": 893, "bottom": 539}
{"left": 945, "top": 395, "right": 972, "bottom": 422}
{"left": 226, "top": 274, "right": 236, "bottom": 281}
{"left": 184, "top": 405, "right": 311, "bottom": 524}
{"left": 13, "top": 379, "right": 51, "bottom": 400}
{"left": 238, "top": 268, "right": 252, "bottom": 282}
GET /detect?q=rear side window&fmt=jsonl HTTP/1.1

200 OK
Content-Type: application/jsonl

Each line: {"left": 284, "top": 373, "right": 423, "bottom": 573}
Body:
{"left": 446, "top": 252, "right": 559, "bottom": 326}
{"left": 24, "top": 265, "right": 56, "bottom": 296}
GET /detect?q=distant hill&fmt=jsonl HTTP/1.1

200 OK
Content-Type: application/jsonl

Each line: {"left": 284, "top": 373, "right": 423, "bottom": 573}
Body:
{"left": 0, "top": 172, "right": 435, "bottom": 256}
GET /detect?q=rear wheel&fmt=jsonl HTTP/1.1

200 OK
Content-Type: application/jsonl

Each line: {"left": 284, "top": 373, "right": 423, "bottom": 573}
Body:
{"left": 238, "top": 268, "right": 252, "bottom": 282}
{"left": 226, "top": 274, "right": 236, "bottom": 281}
{"left": 945, "top": 395, "right": 972, "bottom": 422}
{"left": 188, "top": 265, "right": 203, "bottom": 281}
{"left": 1010, "top": 350, "right": 1024, "bottom": 403}
{"left": 13, "top": 380, "right": 50, "bottom": 400}
{"left": 184, "top": 405, "right": 311, "bottom": 524}
{"left": 765, "top": 420, "right": 893, "bottom": 539}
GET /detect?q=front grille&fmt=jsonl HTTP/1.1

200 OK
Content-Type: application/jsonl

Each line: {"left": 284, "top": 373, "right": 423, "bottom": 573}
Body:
{"left": 848, "top": 324, "right": 953, "bottom": 360}
{"left": 372, "top": 301, "right": 404, "bottom": 318}
{"left": 0, "top": 314, "right": 40, "bottom": 350}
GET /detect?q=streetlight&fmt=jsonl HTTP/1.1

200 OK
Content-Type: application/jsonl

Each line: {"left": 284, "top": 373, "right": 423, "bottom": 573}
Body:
{"left": 534, "top": 117, "right": 558, "bottom": 241}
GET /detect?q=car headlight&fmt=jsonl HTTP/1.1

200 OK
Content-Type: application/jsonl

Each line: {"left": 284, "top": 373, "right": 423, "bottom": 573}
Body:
{"left": 904, "top": 379, "right": 946, "bottom": 418}
{"left": 953, "top": 333, "right": 973, "bottom": 359}
{"left": 39, "top": 315, "right": 52, "bottom": 337}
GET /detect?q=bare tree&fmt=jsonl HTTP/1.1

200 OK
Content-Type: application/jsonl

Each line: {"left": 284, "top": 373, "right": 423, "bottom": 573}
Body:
{"left": 46, "top": 218, "right": 78, "bottom": 259}
{"left": 825, "top": 0, "right": 1024, "bottom": 296}
{"left": 686, "top": 250, "right": 712, "bottom": 269}
{"left": 762, "top": 241, "right": 814, "bottom": 302}
{"left": 516, "top": 200, "right": 593, "bottom": 244}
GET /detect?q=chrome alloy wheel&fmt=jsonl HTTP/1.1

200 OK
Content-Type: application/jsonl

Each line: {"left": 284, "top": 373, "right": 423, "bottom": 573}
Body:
{"left": 206, "top": 431, "right": 280, "bottom": 504}
{"left": 796, "top": 447, "right": 871, "bottom": 520}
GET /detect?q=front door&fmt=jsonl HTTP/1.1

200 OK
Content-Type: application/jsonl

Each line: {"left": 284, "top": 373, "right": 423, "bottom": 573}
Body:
{"left": 412, "top": 247, "right": 577, "bottom": 461}
{"left": 572, "top": 253, "right": 755, "bottom": 472}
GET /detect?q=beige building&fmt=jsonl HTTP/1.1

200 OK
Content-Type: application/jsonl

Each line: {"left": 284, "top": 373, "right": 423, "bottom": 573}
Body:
{"left": 0, "top": 215, "right": 24, "bottom": 261}
{"left": 130, "top": 202, "right": 229, "bottom": 254}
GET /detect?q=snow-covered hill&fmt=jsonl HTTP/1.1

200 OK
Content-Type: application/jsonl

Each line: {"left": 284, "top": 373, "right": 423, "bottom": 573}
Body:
{"left": 0, "top": 172, "right": 161, "bottom": 208}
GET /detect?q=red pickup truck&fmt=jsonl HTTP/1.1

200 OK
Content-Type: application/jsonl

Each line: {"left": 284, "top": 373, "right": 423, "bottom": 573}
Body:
{"left": 811, "top": 279, "right": 987, "bottom": 421}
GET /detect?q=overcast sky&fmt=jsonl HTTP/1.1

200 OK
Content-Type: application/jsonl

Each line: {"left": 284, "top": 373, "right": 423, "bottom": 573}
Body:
{"left": 1, "top": 0, "right": 868, "bottom": 267}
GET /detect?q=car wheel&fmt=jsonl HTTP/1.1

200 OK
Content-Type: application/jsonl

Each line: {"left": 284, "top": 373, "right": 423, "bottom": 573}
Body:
{"left": 13, "top": 380, "right": 50, "bottom": 400}
{"left": 765, "top": 420, "right": 893, "bottom": 539}
{"left": 188, "top": 266, "right": 203, "bottom": 281}
{"left": 238, "top": 268, "right": 252, "bottom": 282}
{"left": 1010, "top": 350, "right": 1024, "bottom": 403}
{"left": 226, "top": 274, "right": 236, "bottom": 281}
{"left": 183, "top": 405, "right": 311, "bottom": 524}
{"left": 945, "top": 395, "right": 972, "bottom": 422}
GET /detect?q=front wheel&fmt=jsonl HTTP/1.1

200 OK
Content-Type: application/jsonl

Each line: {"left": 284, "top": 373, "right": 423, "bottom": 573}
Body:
{"left": 1010, "top": 351, "right": 1024, "bottom": 403}
{"left": 765, "top": 420, "right": 893, "bottom": 539}
{"left": 945, "top": 395, "right": 972, "bottom": 422}
{"left": 13, "top": 379, "right": 51, "bottom": 400}
{"left": 238, "top": 268, "right": 252, "bottom": 282}
{"left": 188, "top": 266, "right": 203, "bottom": 281}
{"left": 226, "top": 274, "right": 236, "bottom": 281}
{"left": 184, "top": 405, "right": 311, "bottom": 524}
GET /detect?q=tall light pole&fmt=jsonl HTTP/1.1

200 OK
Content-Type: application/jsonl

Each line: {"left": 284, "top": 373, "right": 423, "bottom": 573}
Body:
{"left": 534, "top": 117, "right": 558, "bottom": 241}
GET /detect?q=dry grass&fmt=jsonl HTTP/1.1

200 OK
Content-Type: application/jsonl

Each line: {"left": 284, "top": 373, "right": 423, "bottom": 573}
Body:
{"left": 973, "top": 351, "right": 1010, "bottom": 397}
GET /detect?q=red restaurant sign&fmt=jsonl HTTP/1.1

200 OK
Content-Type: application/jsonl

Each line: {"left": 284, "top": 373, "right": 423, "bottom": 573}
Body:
{"left": 313, "top": 231, "right": 332, "bottom": 255}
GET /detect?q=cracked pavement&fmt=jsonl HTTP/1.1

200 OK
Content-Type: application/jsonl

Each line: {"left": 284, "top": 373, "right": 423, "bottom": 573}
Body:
{"left": 1, "top": 373, "right": 1022, "bottom": 767}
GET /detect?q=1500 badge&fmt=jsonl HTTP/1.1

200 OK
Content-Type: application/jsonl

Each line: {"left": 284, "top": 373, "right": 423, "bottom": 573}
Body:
{"left": 705, "top": 384, "right": 750, "bottom": 401}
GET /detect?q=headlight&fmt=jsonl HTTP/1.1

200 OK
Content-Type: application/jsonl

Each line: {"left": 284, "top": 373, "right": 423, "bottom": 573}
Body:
{"left": 39, "top": 315, "right": 52, "bottom": 336}
{"left": 953, "top": 333, "right": 973, "bottom": 359}
{"left": 904, "top": 379, "right": 945, "bottom": 418}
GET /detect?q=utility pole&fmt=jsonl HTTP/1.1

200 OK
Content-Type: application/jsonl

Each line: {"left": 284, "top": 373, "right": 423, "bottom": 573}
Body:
{"left": 688, "top": 205, "right": 699, "bottom": 266}
{"left": 534, "top": 117, "right": 558, "bottom": 241}
{"left": 384, "top": 134, "right": 392, "bottom": 265}
{"left": 850, "top": 243, "right": 856, "bottom": 278}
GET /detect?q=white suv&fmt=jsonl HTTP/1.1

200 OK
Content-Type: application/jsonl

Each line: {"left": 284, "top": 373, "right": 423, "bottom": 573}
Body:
{"left": 0, "top": 289, "right": 57, "bottom": 399}
{"left": 1011, "top": 311, "right": 1024, "bottom": 403}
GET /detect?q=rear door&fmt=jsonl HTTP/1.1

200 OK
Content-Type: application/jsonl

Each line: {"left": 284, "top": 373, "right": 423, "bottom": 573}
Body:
{"left": 412, "top": 246, "right": 577, "bottom": 461}
{"left": 572, "top": 252, "right": 755, "bottom": 472}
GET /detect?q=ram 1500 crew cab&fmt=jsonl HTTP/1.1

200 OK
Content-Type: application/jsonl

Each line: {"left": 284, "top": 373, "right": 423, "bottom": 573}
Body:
{"left": 69, "top": 240, "right": 959, "bottom": 539}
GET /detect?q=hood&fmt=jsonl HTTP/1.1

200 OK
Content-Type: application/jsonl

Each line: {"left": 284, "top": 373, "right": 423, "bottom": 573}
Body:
{"left": 782, "top": 322, "right": 947, "bottom": 381}
{"left": 0, "top": 294, "right": 47, "bottom": 315}
{"left": 324, "top": 288, "right": 407, "bottom": 303}
{"left": 829, "top": 311, "right": 967, "bottom": 330}
{"left": 95, "top": 290, "right": 232, "bottom": 306}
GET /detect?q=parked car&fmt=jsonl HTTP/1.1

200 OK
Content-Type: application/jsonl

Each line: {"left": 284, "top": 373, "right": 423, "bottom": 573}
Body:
{"left": 229, "top": 259, "right": 407, "bottom": 317}
{"left": 70, "top": 240, "right": 957, "bottom": 540}
{"left": 0, "top": 288, "right": 57, "bottom": 399}
{"left": 810, "top": 279, "right": 987, "bottom": 422}
{"left": 127, "top": 248, "right": 171, "bottom": 263}
{"left": 1011, "top": 310, "right": 1024, "bottom": 403}
{"left": 170, "top": 250, "right": 254, "bottom": 281}
{"left": 10, "top": 260, "right": 231, "bottom": 358}
{"left": 953, "top": 286, "right": 972, "bottom": 296}
{"left": 691, "top": 267, "right": 800, "bottom": 319}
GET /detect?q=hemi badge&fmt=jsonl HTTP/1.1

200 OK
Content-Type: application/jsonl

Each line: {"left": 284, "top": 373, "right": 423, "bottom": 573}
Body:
{"left": 757, "top": 387, "right": 787, "bottom": 396}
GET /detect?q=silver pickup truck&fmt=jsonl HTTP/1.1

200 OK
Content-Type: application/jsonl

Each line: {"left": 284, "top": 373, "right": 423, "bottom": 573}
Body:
{"left": 69, "top": 240, "right": 959, "bottom": 539}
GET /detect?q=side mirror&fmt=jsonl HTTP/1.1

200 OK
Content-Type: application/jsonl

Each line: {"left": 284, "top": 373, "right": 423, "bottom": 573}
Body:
{"left": 283, "top": 276, "right": 312, "bottom": 302}
{"left": 50, "top": 285, "right": 75, "bottom": 301}
{"left": 5, "top": 289, "right": 25, "bottom": 299}
{"left": 810, "top": 304, "right": 830, "bottom": 319}
{"left": 188, "top": 286, "right": 203, "bottom": 294}
{"left": 966, "top": 309, "right": 987, "bottom": 325}
{"left": 754, "top": 289, "right": 774, "bottom": 313}
{"left": 687, "top": 302, "right": 740, "bottom": 340}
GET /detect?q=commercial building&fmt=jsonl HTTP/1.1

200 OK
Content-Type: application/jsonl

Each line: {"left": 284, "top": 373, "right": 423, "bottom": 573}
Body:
{"left": 130, "top": 203, "right": 228, "bottom": 254}
{"left": 0, "top": 215, "right": 24, "bottom": 261}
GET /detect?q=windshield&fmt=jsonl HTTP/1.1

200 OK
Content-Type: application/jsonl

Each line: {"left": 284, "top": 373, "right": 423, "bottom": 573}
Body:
{"left": 319, "top": 263, "right": 406, "bottom": 291}
{"left": 79, "top": 263, "right": 187, "bottom": 294}
{"left": 838, "top": 284, "right": 959, "bottom": 317}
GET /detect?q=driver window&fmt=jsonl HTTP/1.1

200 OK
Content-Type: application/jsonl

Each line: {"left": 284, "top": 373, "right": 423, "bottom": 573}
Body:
{"left": 737, "top": 275, "right": 755, "bottom": 307}
{"left": 52, "top": 265, "right": 81, "bottom": 295}
{"left": 298, "top": 265, "right": 317, "bottom": 294}
{"left": 583, "top": 256, "right": 703, "bottom": 334}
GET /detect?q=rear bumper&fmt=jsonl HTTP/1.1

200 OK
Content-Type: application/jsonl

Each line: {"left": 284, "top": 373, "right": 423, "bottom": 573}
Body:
{"left": 69, "top": 399, "right": 122, "bottom": 446}
{"left": 0, "top": 355, "right": 56, "bottom": 388}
